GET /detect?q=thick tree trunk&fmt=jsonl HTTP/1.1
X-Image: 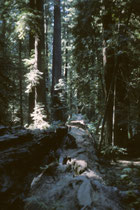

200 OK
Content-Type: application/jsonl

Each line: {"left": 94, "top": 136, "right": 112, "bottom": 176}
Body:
{"left": 52, "top": 0, "right": 62, "bottom": 95}
{"left": 44, "top": 3, "right": 52, "bottom": 120}
{"left": 28, "top": 0, "right": 35, "bottom": 124}
{"left": 44, "top": 3, "right": 49, "bottom": 89}
{"left": 114, "top": 68, "right": 129, "bottom": 147}
{"left": 28, "top": 0, "right": 46, "bottom": 125}
{"left": 35, "top": 0, "right": 46, "bottom": 106}
{"left": 114, "top": 24, "right": 129, "bottom": 147}
{"left": 18, "top": 40, "right": 23, "bottom": 126}
{"left": 102, "top": 0, "right": 115, "bottom": 145}
{"left": 28, "top": 89, "right": 35, "bottom": 124}
{"left": 51, "top": 0, "right": 63, "bottom": 121}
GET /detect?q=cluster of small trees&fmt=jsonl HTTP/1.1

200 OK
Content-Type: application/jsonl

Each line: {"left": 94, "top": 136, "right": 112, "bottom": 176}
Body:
{"left": 0, "top": 0, "right": 140, "bottom": 148}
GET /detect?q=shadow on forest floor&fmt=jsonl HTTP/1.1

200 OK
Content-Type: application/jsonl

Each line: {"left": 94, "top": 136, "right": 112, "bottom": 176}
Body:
{"left": 100, "top": 158, "right": 140, "bottom": 209}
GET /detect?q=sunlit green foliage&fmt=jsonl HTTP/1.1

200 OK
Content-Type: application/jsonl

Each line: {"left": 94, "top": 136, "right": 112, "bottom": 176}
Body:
{"left": 15, "top": 9, "right": 41, "bottom": 39}
{"left": 24, "top": 54, "right": 43, "bottom": 93}
{"left": 30, "top": 103, "right": 49, "bottom": 129}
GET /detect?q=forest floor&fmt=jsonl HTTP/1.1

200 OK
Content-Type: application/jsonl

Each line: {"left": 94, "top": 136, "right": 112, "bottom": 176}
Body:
{"left": 24, "top": 116, "right": 140, "bottom": 210}
{"left": 100, "top": 158, "right": 140, "bottom": 209}
{"left": 1, "top": 117, "right": 140, "bottom": 210}
{"left": 22, "top": 115, "right": 140, "bottom": 210}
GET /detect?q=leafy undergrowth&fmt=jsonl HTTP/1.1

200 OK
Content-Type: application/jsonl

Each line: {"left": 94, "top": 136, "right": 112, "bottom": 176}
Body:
{"left": 101, "top": 158, "right": 140, "bottom": 209}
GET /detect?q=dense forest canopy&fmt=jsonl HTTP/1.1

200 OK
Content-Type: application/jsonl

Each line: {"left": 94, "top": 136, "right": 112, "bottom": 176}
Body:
{"left": 0, "top": 0, "right": 140, "bottom": 150}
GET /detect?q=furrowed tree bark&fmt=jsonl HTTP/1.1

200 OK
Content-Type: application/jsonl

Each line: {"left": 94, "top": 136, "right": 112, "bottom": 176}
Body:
{"left": 28, "top": 0, "right": 46, "bottom": 125}
{"left": 114, "top": 24, "right": 129, "bottom": 147}
{"left": 52, "top": 0, "right": 62, "bottom": 95}
{"left": 28, "top": 0, "right": 35, "bottom": 124}
{"left": 35, "top": 0, "right": 46, "bottom": 106}
{"left": 102, "top": 0, "right": 115, "bottom": 145}
{"left": 51, "top": 0, "right": 63, "bottom": 121}
{"left": 18, "top": 40, "right": 23, "bottom": 126}
{"left": 99, "top": 58, "right": 118, "bottom": 153}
